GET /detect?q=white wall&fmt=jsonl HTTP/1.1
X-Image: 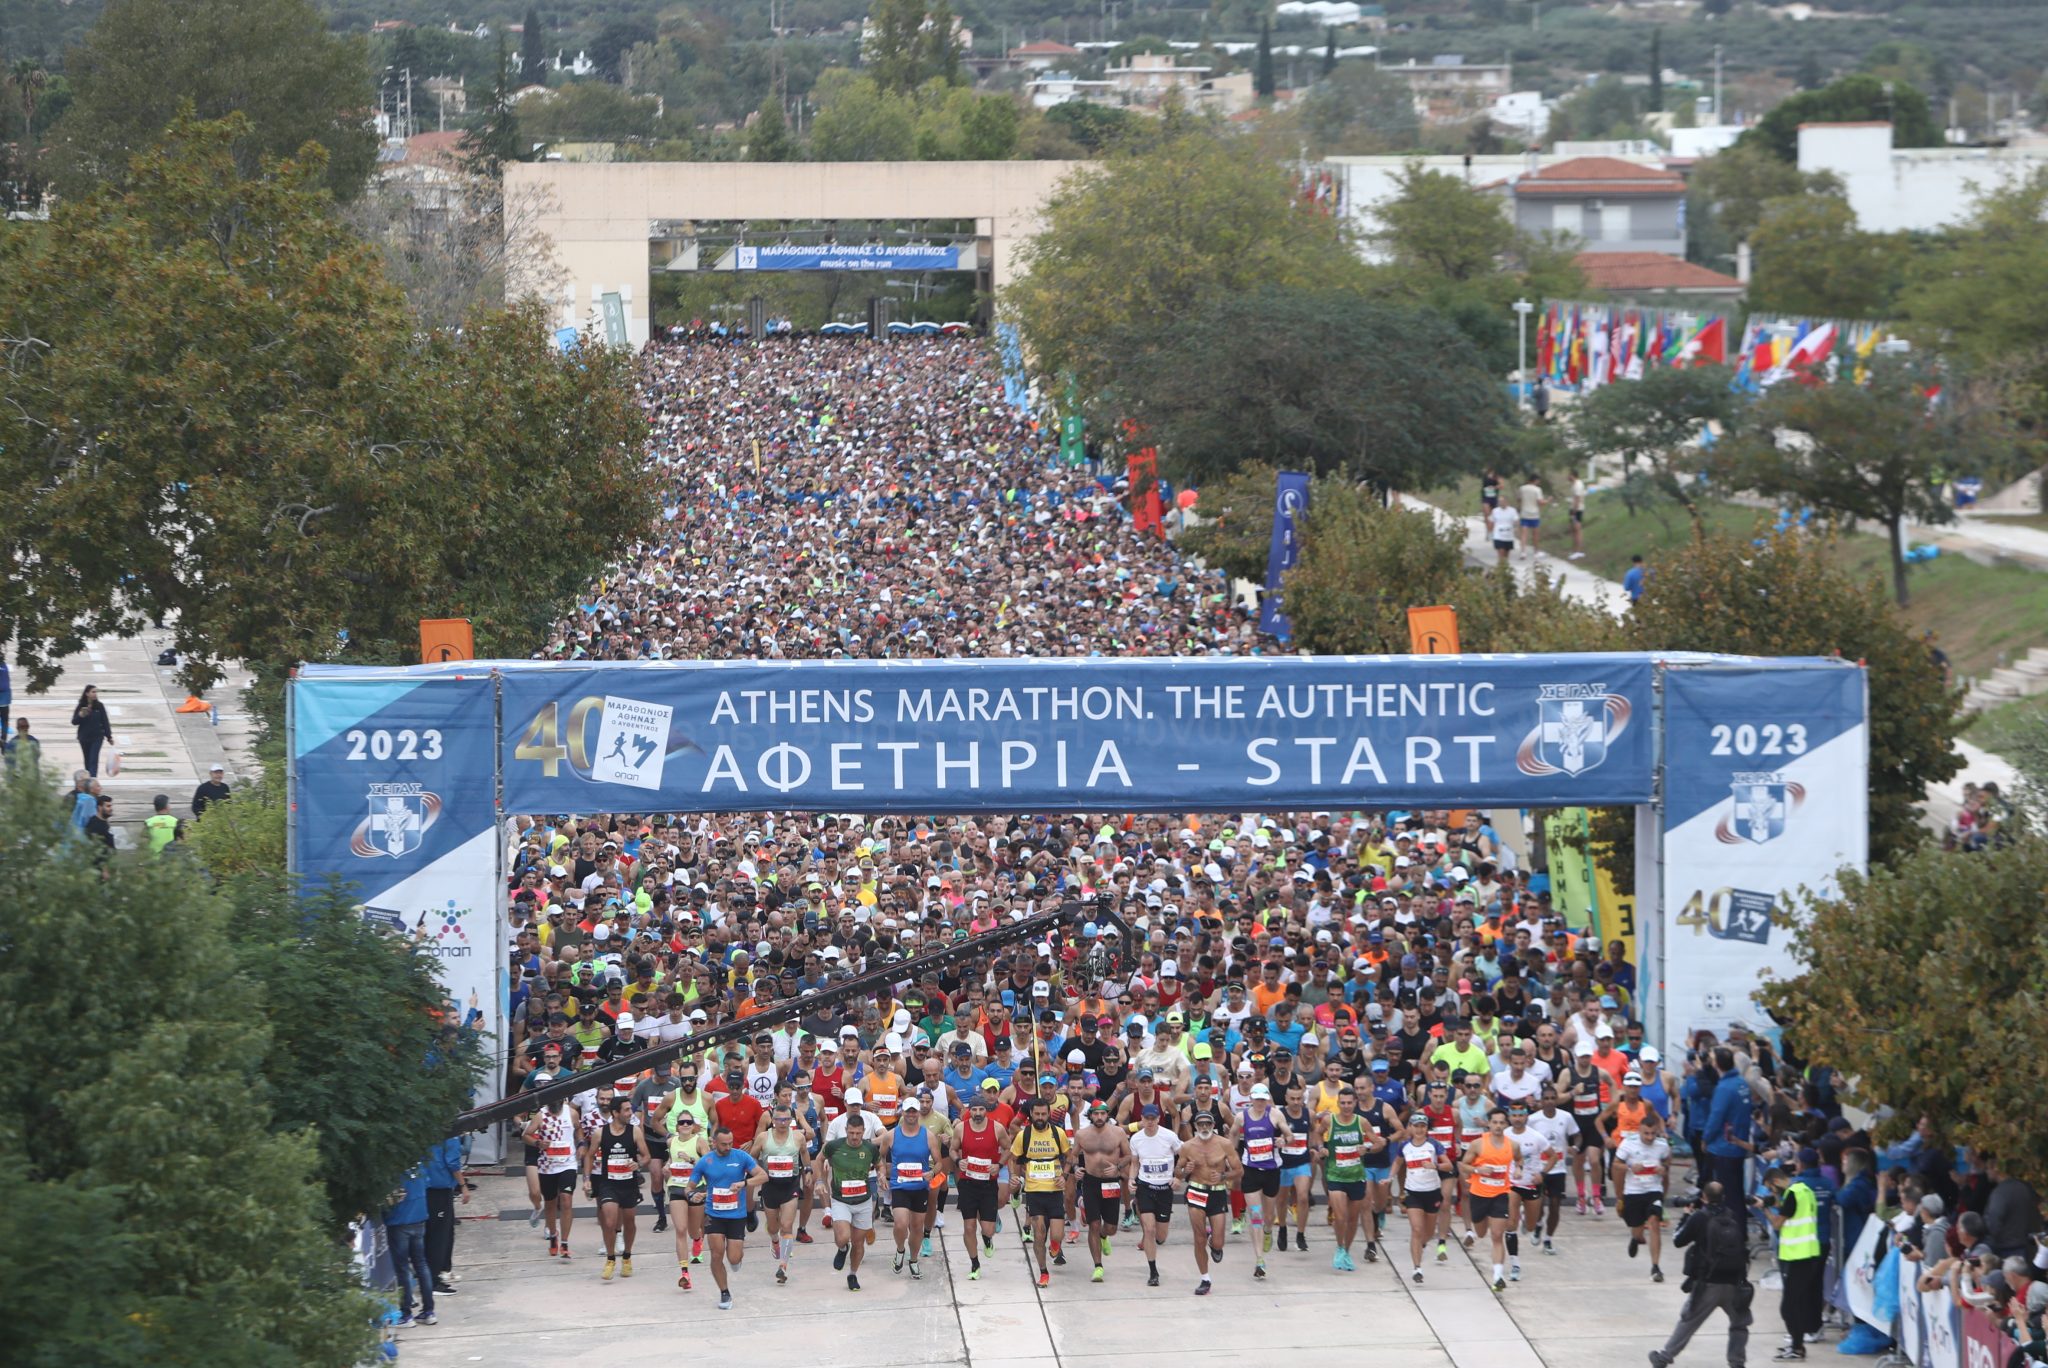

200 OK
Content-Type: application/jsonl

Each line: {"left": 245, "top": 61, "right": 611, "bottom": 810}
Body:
{"left": 1797, "top": 122, "right": 2048, "bottom": 234}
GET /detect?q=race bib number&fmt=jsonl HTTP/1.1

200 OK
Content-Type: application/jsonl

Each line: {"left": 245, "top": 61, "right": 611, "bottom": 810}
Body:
{"left": 1334, "top": 1143, "right": 1363, "bottom": 1164}
{"left": 546, "top": 1142, "right": 574, "bottom": 1159}
{"left": 1633, "top": 1165, "right": 1661, "bottom": 1177}
{"left": 1480, "top": 1163, "right": 1509, "bottom": 1181}
{"left": 766, "top": 1155, "right": 796, "bottom": 1178}
{"left": 1028, "top": 1159, "right": 1059, "bottom": 1183}
{"left": 606, "top": 1157, "right": 635, "bottom": 1179}
{"left": 1140, "top": 1159, "right": 1171, "bottom": 1183}
{"left": 822, "top": 1104, "right": 844, "bottom": 1121}
{"left": 1187, "top": 1188, "right": 1209, "bottom": 1209}
{"left": 963, "top": 1156, "right": 995, "bottom": 1181}
{"left": 895, "top": 1162, "right": 926, "bottom": 1184}
{"left": 1406, "top": 1156, "right": 1432, "bottom": 1171}
{"left": 837, "top": 1178, "right": 868, "bottom": 1201}
{"left": 1245, "top": 1138, "right": 1275, "bottom": 1165}
{"left": 1283, "top": 1139, "right": 1309, "bottom": 1159}
{"left": 1096, "top": 1180, "right": 1122, "bottom": 1199}
{"left": 710, "top": 1186, "right": 740, "bottom": 1214}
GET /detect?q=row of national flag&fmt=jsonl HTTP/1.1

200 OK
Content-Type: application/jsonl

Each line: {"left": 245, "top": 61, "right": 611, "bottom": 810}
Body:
{"left": 1536, "top": 302, "right": 1730, "bottom": 391}
{"left": 1538, "top": 302, "right": 1905, "bottom": 395}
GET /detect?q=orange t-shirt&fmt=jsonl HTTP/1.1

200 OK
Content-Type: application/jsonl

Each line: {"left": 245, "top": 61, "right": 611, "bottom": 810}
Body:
{"left": 1467, "top": 1135, "right": 1515, "bottom": 1198}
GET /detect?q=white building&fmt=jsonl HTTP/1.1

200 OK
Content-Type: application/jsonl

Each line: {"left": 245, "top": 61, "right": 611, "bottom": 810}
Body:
{"left": 1796, "top": 121, "right": 2048, "bottom": 233}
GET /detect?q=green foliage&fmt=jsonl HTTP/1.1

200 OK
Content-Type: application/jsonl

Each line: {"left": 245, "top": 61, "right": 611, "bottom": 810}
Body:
{"left": 1371, "top": 161, "right": 1512, "bottom": 283}
{"left": 1111, "top": 285, "right": 1512, "bottom": 492}
{"left": 1739, "top": 72, "right": 1939, "bottom": 162}
{"left": 810, "top": 68, "right": 916, "bottom": 158}
{"left": 0, "top": 114, "right": 652, "bottom": 693}
{"left": 516, "top": 80, "right": 664, "bottom": 142}
{"left": 224, "top": 875, "right": 487, "bottom": 1231}
{"left": 187, "top": 783, "right": 288, "bottom": 880}
{"left": 1285, "top": 483, "right": 1624, "bottom": 656}
{"left": 1546, "top": 76, "right": 1647, "bottom": 143}
{"left": 462, "top": 35, "right": 530, "bottom": 173}
{"left": 748, "top": 97, "right": 797, "bottom": 160}
{"left": 1566, "top": 363, "right": 1737, "bottom": 521}
{"left": 1713, "top": 357, "right": 1990, "bottom": 607}
{"left": 1759, "top": 838, "right": 2048, "bottom": 1187}
{"left": 864, "top": 0, "right": 960, "bottom": 95}
{"left": 50, "top": 0, "right": 377, "bottom": 202}
{"left": 1294, "top": 63, "right": 1422, "bottom": 155}
{"left": 520, "top": 5, "right": 549, "bottom": 86}
{"left": 1255, "top": 19, "right": 1276, "bottom": 98}
{"left": 0, "top": 770, "right": 376, "bottom": 1366}
{"left": 1897, "top": 169, "right": 2048, "bottom": 439}
{"left": 1684, "top": 141, "right": 1839, "bottom": 268}
{"left": 1179, "top": 463, "right": 1285, "bottom": 585}
{"left": 1006, "top": 119, "right": 1369, "bottom": 400}
{"left": 1043, "top": 99, "right": 1137, "bottom": 152}
{"left": 1747, "top": 192, "right": 1907, "bottom": 318}
{"left": 591, "top": 16, "right": 657, "bottom": 82}
{"left": 1626, "top": 529, "right": 1963, "bottom": 866}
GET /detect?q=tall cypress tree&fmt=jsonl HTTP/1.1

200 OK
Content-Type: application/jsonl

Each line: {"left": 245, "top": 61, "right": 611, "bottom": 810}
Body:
{"left": 1322, "top": 27, "right": 1337, "bottom": 78}
{"left": 1255, "top": 19, "right": 1276, "bottom": 99}
{"left": 519, "top": 6, "right": 548, "bottom": 86}
{"left": 1648, "top": 28, "right": 1663, "bottom": 112}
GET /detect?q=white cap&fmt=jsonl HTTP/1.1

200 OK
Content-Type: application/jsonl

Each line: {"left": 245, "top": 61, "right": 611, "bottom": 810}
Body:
{"left": 846, "top": 1089, "right": 863, "bottom": 1104}
{"left": 902, "top": 1097, "right": 922, "bottom": 1112}
{"left": 592, "top": 925, "right": 611, "bottom": 941}
{"left": 1622, "top": 1071, "right": 1644, "bottom": 1087}
{"left": 817, "top": 1039, "right": 839, "bottom": 1053}
{"left": 1594, "top": 1022, "right": 1616, "bottom": 1039}
{"left": 840, "top": 1024, "right": 861, "bottom": 1037}
{"left": 616, "top": 1013, "right": 636, "bottom": 1029}
{"left": 1031, "top": 980, "right": 1051, "bottom": 996}
{"left": 892, "top": 1009, "right": 912, "bottom": 1029}
{"left": 1161, "top": 960, "right": 1179, "bottom": 977}
{"left": 883, "top": 1032, "right": 905, "bottom": 1053}
{"left": 1639, "top": 1045, "right": 1661, "bottom": 1065}
{"left": 1301, "top": 1033, "right": 1320, "bottom": 1046}
{"left": 1067, "top": 1049, "right": 1086, "bottom": 1064}
{"left": 550, "top": 865, "right": 567, "bottom": 878}
{"left": 1573, "top": 1040, "right": 1594, "bottom": 1057}
{"left": 1250, "top": 1083, "right": 1271, "bottom": 1099}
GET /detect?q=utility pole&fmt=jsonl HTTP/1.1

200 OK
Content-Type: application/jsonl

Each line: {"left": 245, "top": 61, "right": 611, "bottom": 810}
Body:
{"left": 1513, "top": 298, "right": 1534, "bottom": 409}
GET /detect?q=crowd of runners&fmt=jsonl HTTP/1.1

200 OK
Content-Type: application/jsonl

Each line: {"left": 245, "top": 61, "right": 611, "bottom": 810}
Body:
{"left": 446, "top": 334, "right": 1704, "bottom": 1320}
{"left": 372, "top": 333, "right": 2044, "bottom": 1368}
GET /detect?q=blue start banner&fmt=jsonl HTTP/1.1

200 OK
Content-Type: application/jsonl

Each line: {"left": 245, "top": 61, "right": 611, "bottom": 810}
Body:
{"left": 735, "top": 244, "right": 965, "bottom": 272}
{"left": 493, "top": 655, "right": 1660, "bottom": 812}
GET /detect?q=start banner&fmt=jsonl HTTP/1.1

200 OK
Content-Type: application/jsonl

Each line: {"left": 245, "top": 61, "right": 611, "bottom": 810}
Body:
{"left": 494, "top": 655, "right": 1661, "bottom": 814}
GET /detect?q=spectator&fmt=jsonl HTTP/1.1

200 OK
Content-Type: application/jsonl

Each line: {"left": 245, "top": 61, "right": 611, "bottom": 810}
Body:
{"left": 70, "top": 684, "right": 114, "bottom": 777}
{"left": 192, "top": 763, "right": 232, "bottom": 818}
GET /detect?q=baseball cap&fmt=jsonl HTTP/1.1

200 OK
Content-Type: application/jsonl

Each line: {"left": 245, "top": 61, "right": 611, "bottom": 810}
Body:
{"left": 902, "top": 1097, "right": 922, "bottom": 1112}
{"left": 616, "top": 1013, "right": 636, "bottom": 1029}
{"left": 1250, "top": 1083, "right": 1271, "bottom": 1100}
{"left": 1622, "top": 1071, "right": 1644, "bottom": 1086}
{"left": 1067, "top": 1049, "right": 1086, "bottom": 1065}
{"left": 1370, "top": 1059, "right": 1389, "bottom": 1072}
{"left": 1639, "top": 1045, "right": 1661, "bottom": 1064}
{"left": 980, "top": 1077, "right": 1001, "bottom": 1092}
{"left": 846, "top": 1088, "right": 863, "bottom": 1105}
{"left": 1192, "top": 1044, "right": 1213, "bottom": 1060}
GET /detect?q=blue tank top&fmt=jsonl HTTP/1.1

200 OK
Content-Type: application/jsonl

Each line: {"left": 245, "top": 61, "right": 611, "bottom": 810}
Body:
{"left": 1240, "top": 1108, "right": 1281, "bottom": 1170}
{"left": 890, "top": 1124, "right": 933, "bottom": 1189}
{"left": 1641, "top": 1072, "right": 1671, "bottom": 1122}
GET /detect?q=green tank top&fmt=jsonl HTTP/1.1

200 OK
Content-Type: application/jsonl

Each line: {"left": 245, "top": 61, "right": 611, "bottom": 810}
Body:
{"left": 825, "top": 1138, "right": 878, "bottom": 1204}
{"left": 758, "top": 1128, "right": 805, "bottom": 1184}
{"left": 1324, "top": 1114, "right": 1367, "bottom": 1182}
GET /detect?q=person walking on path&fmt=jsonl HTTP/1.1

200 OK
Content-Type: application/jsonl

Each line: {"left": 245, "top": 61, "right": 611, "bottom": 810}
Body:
{"left": 70, "top": 685, "right": 114, "bottom": 777}
{"left": 1650, "top": 1181, "right": 1753, "bottom": 1368}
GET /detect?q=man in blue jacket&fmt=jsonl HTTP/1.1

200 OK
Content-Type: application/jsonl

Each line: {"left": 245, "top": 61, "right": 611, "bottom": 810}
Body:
{"left": 1700, "top": 1047, "right": 1754, "bottom": 1217}
{"left": 422, "top": 1135, "right": 467, "bottom": 1295}
{"left": 382, "top": 1165, "right": 436, "bottom": 1327}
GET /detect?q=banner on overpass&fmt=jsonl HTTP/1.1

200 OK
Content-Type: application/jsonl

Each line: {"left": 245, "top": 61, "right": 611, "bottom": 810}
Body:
{"left": 497, "top": 655, "right": 1661, "bottom": 813}
{"left": 734, "top": 244, "right": 966, "bottom": 272}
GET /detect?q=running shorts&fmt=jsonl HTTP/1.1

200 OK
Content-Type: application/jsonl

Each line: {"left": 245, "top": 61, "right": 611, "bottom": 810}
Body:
{"left": 1136, "top": 1183, "right": 1175, "bottom": 1220}
{"left": 1468, "top": 1192, "right": 1510, "bottom": 1222}
{"left": 1239, "top": 1167, "right": 1281, "bottom": 1197}
{"left": 705, "top": 1215, "right": 749, "bottom": 1242}
{"left": 1622, "top": 1193, "right": 1665, "bottom": 1228}
{"left": 829, "top": 1200, "right": 875, "bottom": 1230}
{"left": 1024, "top": 1190, "right": 1066, "bottom": 1222}
{"left": 1082, "top": 1175, "right": 1124, "bottom": 1225}
{"left": 595, "top": 1178, "right": 642, "bottom": 1208}
{"left": 1281, "top": 1162, "right": 1312, "bottom": 1185}
{"left": 1185, "top": 1184, "right": 1230, "bottom": 1214}
{"left": 1544, "top": 1172, "right": 1568, "bottom": 1198}
{"left": 761, "top": 1178, "right": 798, "bottom": 1208}
{"left": 1403, "top": 1188, "right": 1442, "bottom": 1213}
{"left": 956, "top": 1178, "right": 1000, "bottom": 1224}
{"left": 540, "top": 1169, "right": 577, "bottom": 1200}
{"left": 1329, "top": 1179, "right": 1367, "bottom": 1201}
{"left": 891, "top": 1186, "right": 930, "bottom": 1214}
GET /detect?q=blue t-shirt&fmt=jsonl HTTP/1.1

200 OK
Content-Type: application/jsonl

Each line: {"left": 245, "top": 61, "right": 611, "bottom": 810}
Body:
{"left": 689, "top": 1148, "right": 760, "bottom": 1218}
{"left": 1623, "top": 565, "right": 1646, "bottom": 601}
{"left": 1265, "top": 1018, "right": 1307, "bottom": 1055}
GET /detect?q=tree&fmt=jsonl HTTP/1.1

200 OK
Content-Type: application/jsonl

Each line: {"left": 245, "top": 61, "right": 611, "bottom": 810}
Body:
{"left": 1897, "top": 170, "right": 2048, "bottom": 435}
{"left": 1110, "top": 286, "right": 1512, "bottom": 492}
{"left": 748, "top": 96, "right": 797, "bottom": 161}
{"left": 1043, "top": 99, "right": 1136, "bottom": 153}
{"left": 221, "top": 872, "right": 488, "bottom": 1232}
{"left": 1684, "top": 141, "right": 1840, "bottom": 267}
{"left": 390, "top": 25, "right": 426, "bottom": 88}
{"left": 520, "top": 5, "right": 549, "bottom": 85}
{"left": 1648, "top": 29, "right": 1663, "bottom": 112}
{"left": 50, "top": 0, "right": 376, "bottom": 202}
{"left": 343, "top": 161, "right": 563, "bottom": 332}
{"left": 809, "top": 70, "right": 916, "bottom": 161}
{"left": 1796, "top": 49, "right": 1824, "bottom": 91}
{"left": 1713, "top": 358, "right": 1995, "bottom": 607}
{"left": 1255, "top": 20, "right": 1276, "bottom": 99}
{"left": 865, "top": 0, "right": 958, "bottom": 96}
{"left": 1322, "top": 28, "right": 1337, "bottom": 78}
{"left": 1626, "top": 530, "right": 1963, "bottom": 865}
{"left": 1285, "top": 483, "right": 1623, "bottom": 655}
{"left": 1566, "top": 364, "right": 1739, "bottom": 522}
{"left": 0, "top": 114, "right": 652, "bottom": 694}
{"left": 1179, "top": 463, "right": 1288, "bottom": 585}
{"left": 461, "top": 35, "right": 529, "bottom": 174}
{"left": 1747, "top": 192, "right": 1906, "bottom": 319}
{"left": 958, "top": 91, "right": 1021, "bottom": 159}
{"left": 1758, "top": 840, "right": 2048, "bottom": 1187}
{"left": 1740, "top": 73, "right": 1939, "bottom": 162}
{"left": 1007, "top": 120, "right": 1370, "bottom": 399}
{"left": 916, "top": 0, "right": 964, "bottom": 88}
{"left": 1296, "top": 62, "right": 1420, "bottom": 155}
{"left": 0, "top": 770, "right": 377, "bottom": 1365}
{"left": 591, "top": 17, "right": 657, "bottom": 84}
{"left": 1371, "top": 161, "right": 1513, "bottom": 283}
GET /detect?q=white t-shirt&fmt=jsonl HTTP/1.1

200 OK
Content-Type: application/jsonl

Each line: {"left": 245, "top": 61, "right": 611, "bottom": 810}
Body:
{"left": 1517, "top": 482, "right": 1544, "bottom": 518}
{"left": 1399, "top": 1139, "right": 1446, "bottom": 1193}
{"left": 1509, "top": 1127, "right": 1553, "bottom": 1189}
{"left": 1530, "top": 1110, "right": 1575, "bottom": 1174}
{"left": 1130, "top": 1128, "right": 1184, "bottom": 1188}
{"left": 1614, "top": 1132, "right": 1671, "bottom": 1195}
{"left": 1492, "top": 1068, "right": 1544, "bottom": 1108}
{"left": 1489, "top": 506, "right": 1519, "bottom": 543}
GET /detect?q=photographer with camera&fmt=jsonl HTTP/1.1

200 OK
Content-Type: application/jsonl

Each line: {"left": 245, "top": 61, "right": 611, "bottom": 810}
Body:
{"left": 1650, "top": 1181, "right": 1753, "bottom": 1368}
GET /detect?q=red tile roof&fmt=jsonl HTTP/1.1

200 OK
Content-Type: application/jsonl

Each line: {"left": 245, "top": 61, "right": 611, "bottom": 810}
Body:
{"left": 1575, "top": 251, "right": 1745, "bottom": 294}
{"left": 1514, "top": 156, "right": 1684, "bottom": 197}
{"left": 1011, "top": 40, "right": 1083, "bottom": 55}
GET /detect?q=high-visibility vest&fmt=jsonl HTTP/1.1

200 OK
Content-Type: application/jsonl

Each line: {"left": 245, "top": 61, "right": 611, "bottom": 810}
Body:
{"left": 1779, "top": 1181, "right": 1821, "bottom": 1261}
{"left": 144, "top": 813, "right": 179, "bottom": 855}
